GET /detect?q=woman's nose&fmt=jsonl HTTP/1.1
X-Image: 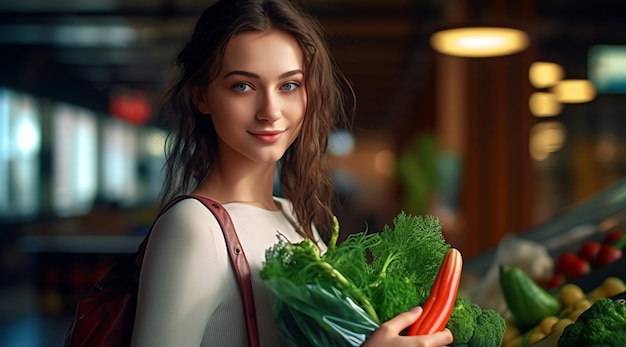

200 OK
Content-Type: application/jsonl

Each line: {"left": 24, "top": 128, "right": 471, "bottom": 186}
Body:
{"left": 256, "top": 91, "right": 281, "bottom": 122}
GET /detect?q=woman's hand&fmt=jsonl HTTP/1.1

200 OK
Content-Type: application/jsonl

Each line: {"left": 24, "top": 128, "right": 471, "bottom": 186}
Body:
{"left": 362, "top": 307, "right": 454, "bottom": 347}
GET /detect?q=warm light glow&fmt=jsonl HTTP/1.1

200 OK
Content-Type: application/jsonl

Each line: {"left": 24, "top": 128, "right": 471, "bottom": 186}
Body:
{"left": 374, "top": 150, "right": 395, "bottom": 176}
{"left": 595, "top": 139, "right": 617, "bottom": 163}
{"left": 529, "top": 62, "right": 564, "bottom": 88}
{"left": 430, "top": 27, "right": 529, "bottom": 57}
{"left": 553, "top": 79, "right": 596, "bottom": 103}
{"left": 529, "top": 92, "right": 562, "bottom": 117}
{"left": 529, "top": 122, "right": 566, "bottom": 161}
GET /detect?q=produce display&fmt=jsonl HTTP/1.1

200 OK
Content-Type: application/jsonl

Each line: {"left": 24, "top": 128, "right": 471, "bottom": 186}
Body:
{"left": 557, "top": 297, "right": 626, "bottom": 346}
{"left": 545, "top": 228, "right": 626, "bottom": 288}
{"left": 500, "top": 266, "right": 626, "bottom": 347}
{"left": 260, "top": 213, "right": 506, "bottom": 346}
{"left": 458, "top": 187, "right": 626, "bottom": 347}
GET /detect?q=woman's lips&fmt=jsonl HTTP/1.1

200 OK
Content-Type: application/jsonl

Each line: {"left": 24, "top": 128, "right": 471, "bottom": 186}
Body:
{"left": 250, "top": 131, "right": 284, "bottom": 144}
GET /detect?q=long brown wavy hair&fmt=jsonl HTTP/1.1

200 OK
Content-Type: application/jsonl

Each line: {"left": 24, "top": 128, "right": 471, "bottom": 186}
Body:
{"left": 159, "top": 0, "right": 354, "bottom": 241}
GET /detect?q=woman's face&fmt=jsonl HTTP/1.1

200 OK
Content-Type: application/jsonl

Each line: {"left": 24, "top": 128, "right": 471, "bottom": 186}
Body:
{"left": 200, "top": 29, "right": 307, "bottom": 166}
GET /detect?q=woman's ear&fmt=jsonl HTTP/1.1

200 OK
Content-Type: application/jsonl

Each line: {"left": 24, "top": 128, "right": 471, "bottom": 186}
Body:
{"left": 192, "top": 85, "right": 211, "bottom": 114}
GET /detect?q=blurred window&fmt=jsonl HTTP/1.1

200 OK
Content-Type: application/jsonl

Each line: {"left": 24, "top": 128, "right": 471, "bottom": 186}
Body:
{"left": 100, "top": 117, "right": 139, "bottom": 206}
{"left": 0, "top": 88, "right": 41, "bottom": 219}
{"left": 52, "top": 103, "right": 98, "bottom": 216}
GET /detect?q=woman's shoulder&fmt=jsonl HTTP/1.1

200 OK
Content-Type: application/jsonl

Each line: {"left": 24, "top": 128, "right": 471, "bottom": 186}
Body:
{"left": 143, "top": 197, "right": 229, "bottom": 272}
{"left": 153, "top": 196, "right": 222, "bottom": 235}
{"left": 161, "top": 196, "right": 218, "bottom": 216}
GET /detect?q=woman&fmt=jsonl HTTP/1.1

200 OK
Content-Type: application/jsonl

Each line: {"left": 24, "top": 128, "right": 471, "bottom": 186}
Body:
{"left": 131, "top": 0, "right": 453, "bottom": 346}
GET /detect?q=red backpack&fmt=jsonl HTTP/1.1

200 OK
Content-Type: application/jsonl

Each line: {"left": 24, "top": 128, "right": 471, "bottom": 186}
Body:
{"left": 64, "top": 195, "right": 259, "bottom": 347}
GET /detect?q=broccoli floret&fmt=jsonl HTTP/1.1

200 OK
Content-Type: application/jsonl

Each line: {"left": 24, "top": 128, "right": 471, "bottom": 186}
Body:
{"left": 556, "top": 322, "right": 584, "bottom": 347}
{"left": 558, "top": 298, "right": 626, "bottom": 347}
{"left": 446, "top": 297, "right": 477, "bottom": 345}
{"left": 470, "top": 301, "right": 482, "bottom": 318}
{"left": 467, "top": 309, "right": 506, "bottom": 347}
{"left": 446, "top": 297, "right": 504, "bottom": 347}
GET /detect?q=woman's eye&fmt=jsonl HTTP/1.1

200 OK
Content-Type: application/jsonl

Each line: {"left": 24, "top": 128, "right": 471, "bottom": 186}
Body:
{"left": 233, "top": 83, "right": 252, "bottom": 92}
{"left": 281, "top": 82, "right": 299, "bottom": 91}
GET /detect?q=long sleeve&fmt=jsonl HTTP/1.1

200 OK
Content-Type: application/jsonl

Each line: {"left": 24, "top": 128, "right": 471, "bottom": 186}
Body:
{"left": 130, "top": 199, "right": 238, "bottom": 347}
{"left": 130, "top": 197, "right": 312, "bottom": 346}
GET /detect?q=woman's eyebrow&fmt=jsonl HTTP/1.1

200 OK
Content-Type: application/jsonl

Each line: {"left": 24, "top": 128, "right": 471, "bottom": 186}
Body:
{"left": 222, "top": 69, "right": 304, "bottom": 79}
{"left": 279, "top": 69, "right": 304, "bottom": 78}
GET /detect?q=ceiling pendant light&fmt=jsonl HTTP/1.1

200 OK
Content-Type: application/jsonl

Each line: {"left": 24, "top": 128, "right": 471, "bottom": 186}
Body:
{"left": 430, "top": 27, "right": 530, "bottom": 57}
{"left": 529, "top": 62, "right": 564, "bottom": 88}
{"left": 529, "top": 92, "right": 562, "bottom": 117}
{"left": 553, "top": 79, "right": 596, "bottom": 103}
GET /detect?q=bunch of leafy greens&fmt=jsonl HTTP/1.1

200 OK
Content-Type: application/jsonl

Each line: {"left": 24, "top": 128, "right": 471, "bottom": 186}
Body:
{"left": 260, "top": 212, "right": 450, "bottom": 324}
{"left": 261, "top": 212, "right": 506, "bottom": 347}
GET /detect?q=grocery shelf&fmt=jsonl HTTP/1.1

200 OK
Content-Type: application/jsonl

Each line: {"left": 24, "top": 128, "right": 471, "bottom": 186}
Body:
{"left": 464, "top": 179, "right": 626, "bottom": 279}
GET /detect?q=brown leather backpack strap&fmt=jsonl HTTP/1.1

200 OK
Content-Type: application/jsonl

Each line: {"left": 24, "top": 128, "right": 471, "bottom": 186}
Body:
{"left": 133, "top": 194, "right": 260, "bottom": 346}
{"left": 187, "top": 195, "right": 260, "bottom": 347}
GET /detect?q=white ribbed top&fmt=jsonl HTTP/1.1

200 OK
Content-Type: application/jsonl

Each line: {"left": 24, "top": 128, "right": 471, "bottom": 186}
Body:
{"left": 130, "top": 197, "right": 325, "bottom": 347}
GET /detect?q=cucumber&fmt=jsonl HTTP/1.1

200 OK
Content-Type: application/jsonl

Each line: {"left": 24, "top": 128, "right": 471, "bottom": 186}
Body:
{"left": 499, "top": 266, "right": 562, "bottom": 330}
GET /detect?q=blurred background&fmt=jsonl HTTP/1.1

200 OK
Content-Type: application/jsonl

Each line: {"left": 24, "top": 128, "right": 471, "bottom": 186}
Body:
{"left": 2, "top": 0, "right": 626, "bottom": 346}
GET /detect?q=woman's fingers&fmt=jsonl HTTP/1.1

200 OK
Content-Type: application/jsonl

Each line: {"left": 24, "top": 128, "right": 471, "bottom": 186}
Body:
{"left": 378, "top": 306, "right": 423, "bottom": 334}
{"left": 363, "top": 307, "right": 454, "bottom": 347}
{"left": 429, "top": 328, "right": 454, "bottom": 346}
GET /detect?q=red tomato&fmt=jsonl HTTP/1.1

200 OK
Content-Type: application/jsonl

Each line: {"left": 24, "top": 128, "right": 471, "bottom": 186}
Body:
{"left": 563, "top": 257, "right": 590, "bottom": 280}
{"left": 555, "top": 252, "right": 578, "bottom": 275}
{"left": 603, "top": 229, "right": 624, "bottom": 245}
{"left": 594, "top": 243, "right": 623, "bottom": 267}
{"left": 543, "top": 274, "right": 565, "bottom": 290}
{"left": 578, "top": 240, "right": 601, "bottom": 264}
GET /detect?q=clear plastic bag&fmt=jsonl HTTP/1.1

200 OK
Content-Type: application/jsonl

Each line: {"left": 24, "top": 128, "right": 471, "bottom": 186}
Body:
{"left": 263, "top": 277, "right": 379, "bottom": 347}
{"left": 466, "top": 234, "right": 554, "bottom": 315}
